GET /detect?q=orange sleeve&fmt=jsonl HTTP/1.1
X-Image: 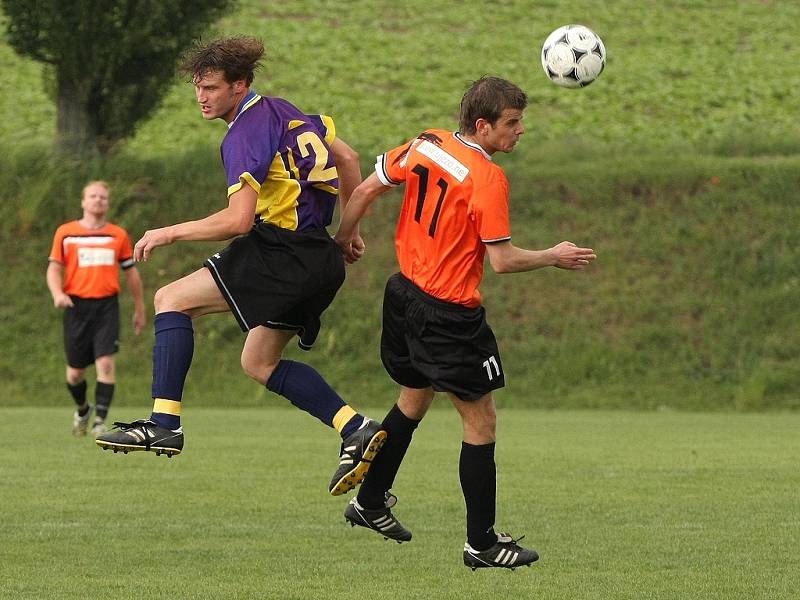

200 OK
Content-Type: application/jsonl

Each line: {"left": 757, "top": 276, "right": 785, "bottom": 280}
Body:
{"left": 471, "top": 178, "right": 511, "bottom": 243}
{"left": 49, "top": 226, "right": 65, "bottom": 264}
{"left": 375, "top": 139, "right": 418, "bottom": 186}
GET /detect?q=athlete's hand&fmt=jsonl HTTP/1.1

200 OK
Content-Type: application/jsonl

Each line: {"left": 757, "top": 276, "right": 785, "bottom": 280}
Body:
{"left": 134, "top": 227, "right": 174, "bottom": 262}
{"left": 53, "top": 292, "right": 74, "bottom": 309}
{"left": 550, "top": 241, "right": 596, "bottom": 270}
{"left": 334, "top": 232, "right": 363, "bottom": 264}
{"left": 133, "top": 308, "right": 145, "bottom": 336}
{"left": 347, "top": 234, "right": 366, "bottom": 264}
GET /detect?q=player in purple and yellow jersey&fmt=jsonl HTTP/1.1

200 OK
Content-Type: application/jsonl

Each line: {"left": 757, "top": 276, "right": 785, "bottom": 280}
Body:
{"left": 97, "top": 36, "right": 384, "bottom": 496}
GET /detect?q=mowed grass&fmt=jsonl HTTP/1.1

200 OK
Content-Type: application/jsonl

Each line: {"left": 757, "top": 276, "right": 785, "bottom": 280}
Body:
{"left": 1, "top": 407, "right": 796, "bottom": 599}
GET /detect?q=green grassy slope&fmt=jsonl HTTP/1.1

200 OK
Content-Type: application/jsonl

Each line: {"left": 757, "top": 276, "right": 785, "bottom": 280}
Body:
{"left": 1, "top": 1, "right": 798, "bottom": 409}
{"left": 5, "top": 1, "right": 800, "bottom": 155}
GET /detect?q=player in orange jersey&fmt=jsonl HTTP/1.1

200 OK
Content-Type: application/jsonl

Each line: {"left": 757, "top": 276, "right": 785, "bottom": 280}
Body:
{"left": 47, "top": 181, "right": 145, "bottom": 437}
{"left": 334, "top": 76, "right": 596, "bottom": 569}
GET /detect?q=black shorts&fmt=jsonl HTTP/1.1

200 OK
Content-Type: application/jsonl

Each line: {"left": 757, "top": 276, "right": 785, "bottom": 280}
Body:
{"left": 63, "top": 295, "right": 120, "bottom": 369}
{"left": 205, "top": 222, "right": 345, "bottom": 350}
{"left": 380, "top": 273, "right": 504, "bottom": 401}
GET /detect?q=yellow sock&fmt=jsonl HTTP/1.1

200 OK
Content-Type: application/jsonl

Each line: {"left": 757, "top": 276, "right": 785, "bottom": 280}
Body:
{"left": 331, "top": 405, "right": 357, "bottom": 433}
{"left": 153, "top": 398, "right": 182, "bottom": 416}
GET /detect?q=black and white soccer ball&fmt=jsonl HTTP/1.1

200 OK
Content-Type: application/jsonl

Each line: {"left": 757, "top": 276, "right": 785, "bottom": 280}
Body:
{"left": 541, "top": 24, "right": 606, "bottom": 88}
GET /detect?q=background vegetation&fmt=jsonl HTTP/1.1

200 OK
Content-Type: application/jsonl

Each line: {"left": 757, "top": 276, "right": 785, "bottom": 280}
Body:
{"left": 1, "top": 0, "right": 231, "bottom": 154}
{"left": 1, "top": 0, "right": 798, "bottom": 411}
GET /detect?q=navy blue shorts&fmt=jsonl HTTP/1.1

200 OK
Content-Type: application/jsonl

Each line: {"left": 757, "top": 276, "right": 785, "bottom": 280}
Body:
{"left": 205, "top": 222, "right": 345, "bottom": 350}
{"left": 380, "top": 273, "right": 504, "bottom": 401}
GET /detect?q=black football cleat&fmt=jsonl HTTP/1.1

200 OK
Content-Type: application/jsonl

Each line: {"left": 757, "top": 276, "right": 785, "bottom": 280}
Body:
{"left": 463, "top": 532, "right": 539, "bottom": 571}
{"left": 344, "top": 496, "right": 412, "bottom": 543}
{"left": 95, "top": 419, "right": 184, "bottom": 457}
{"left": 329, "top": 419, "right": 387, "bottom": 496}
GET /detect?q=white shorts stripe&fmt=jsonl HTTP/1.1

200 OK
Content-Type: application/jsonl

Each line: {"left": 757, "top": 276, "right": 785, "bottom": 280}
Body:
{"left": 206, "top": 256, "right": 250, "bottom": 329}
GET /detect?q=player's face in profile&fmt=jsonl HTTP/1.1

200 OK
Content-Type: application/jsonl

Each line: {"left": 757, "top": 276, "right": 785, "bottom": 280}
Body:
{"left": 81, "top": 184, "right": 110, "bottom": 217}
{"left": 486, "top": 109, "right": 525, "bottom": 153}
{"left": 193, "top": 70, "right": 242, "bottom": 123}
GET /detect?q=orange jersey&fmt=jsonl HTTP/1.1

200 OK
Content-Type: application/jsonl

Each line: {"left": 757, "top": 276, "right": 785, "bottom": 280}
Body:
{"left": 376, "top": 129, "right": 511, "bottom": 307}
{"left": 49, "top": 221, "right": 135, "bottom": 299}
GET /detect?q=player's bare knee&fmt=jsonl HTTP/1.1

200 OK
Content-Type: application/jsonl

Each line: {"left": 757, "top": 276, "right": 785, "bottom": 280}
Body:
{"left": 468, "top": 415, "right": 496, "bottom": 438}
{"left": 66, "top": 368, "right": 85, "bottom": 385}
{"left": 241, "top": 353, "right": 277, "bottom": 385}
{"left": 240, "top": 353, "right": 257, "bottom": 381}
{"left": 153, "top": 285, "right": 173, "bottom": 313}
{"left": 95, "top": 357, "right": 115, "bottom": 379}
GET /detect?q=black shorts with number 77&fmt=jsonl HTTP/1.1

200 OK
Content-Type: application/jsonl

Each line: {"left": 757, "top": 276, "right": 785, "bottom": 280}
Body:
{"left": 380, "top": 273, "right": 504, "bottom": 401}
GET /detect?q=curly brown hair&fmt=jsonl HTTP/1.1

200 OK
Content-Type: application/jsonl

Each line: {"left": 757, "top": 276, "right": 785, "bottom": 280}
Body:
{"left": 458, "top": 76, "right": 527, "bottom": 135}
{"left": 181, "top": 36, "right": 265, "bottom": 86}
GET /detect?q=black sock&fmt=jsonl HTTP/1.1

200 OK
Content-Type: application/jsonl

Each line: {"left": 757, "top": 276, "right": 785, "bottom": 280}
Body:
{"left": 67, "top": 381, "right": 88, "bottom": 414}
{"left": 357, "top": 404, "right": 421, "bottom": 509}
{"left": 460, "top": 441, "right": 497, "bottom": 551}
{"left": 95, "top": 382, "right": 114, "bottom": 421}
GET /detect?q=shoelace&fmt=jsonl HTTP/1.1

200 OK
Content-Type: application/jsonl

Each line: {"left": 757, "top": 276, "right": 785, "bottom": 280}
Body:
{"left": 497, "top": 533, "right": 526, "bottom": 548}
{"left": 111, "top": 419, "right": 152, "bottom": 431}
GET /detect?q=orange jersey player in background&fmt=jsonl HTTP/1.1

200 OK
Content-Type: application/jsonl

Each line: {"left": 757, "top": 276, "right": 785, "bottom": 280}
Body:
{"left": 47, "top": 180, "right": 145, "bottom": 438}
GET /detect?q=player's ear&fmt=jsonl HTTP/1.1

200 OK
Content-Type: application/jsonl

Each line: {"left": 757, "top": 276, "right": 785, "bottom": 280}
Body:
{"left": 475, "top": 118, "right": 491, "bottom": 135}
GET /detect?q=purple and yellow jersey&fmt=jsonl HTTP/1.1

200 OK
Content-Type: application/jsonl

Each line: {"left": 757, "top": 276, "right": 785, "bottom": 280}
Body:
{"left": 221, "top": 92, "right": 339, "bottom": 231}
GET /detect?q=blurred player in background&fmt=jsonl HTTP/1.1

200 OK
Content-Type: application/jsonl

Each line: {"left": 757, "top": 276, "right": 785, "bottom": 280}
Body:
{"left": 96, "top": 36, "right": 384, "bottom": 496}
{"left": 335, "top": 76, "right": 596, "bottom": 569}
{"left": 47, "top": 180, "right": 146, "bottom": 438}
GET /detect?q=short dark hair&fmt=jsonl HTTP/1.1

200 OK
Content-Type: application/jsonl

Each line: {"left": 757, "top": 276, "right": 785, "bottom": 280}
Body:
{"left": 458, "top": 76, "right": 528, "bottom": 134}
{"left": 181, "top": 36, "right": 265, "bottom": 86}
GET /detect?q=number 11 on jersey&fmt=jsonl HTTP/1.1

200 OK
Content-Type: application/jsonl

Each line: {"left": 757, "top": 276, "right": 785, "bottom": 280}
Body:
{"left": 411, "top": 164, "right": 449, "bottom": 237}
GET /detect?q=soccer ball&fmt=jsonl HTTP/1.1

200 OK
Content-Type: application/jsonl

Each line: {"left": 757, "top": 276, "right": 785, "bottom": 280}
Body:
{"left": 541, "top": 24, "right": 606, "bottom": 88}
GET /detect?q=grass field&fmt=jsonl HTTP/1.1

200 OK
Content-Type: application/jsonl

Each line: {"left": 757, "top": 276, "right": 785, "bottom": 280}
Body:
{"left": 1, "top": 406, "right": 797, "bottom": 599}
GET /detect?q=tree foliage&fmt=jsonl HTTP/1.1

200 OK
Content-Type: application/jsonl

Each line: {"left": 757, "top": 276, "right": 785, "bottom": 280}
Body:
{"left": 2, "top": 0, "right": 232, "bottom": 154}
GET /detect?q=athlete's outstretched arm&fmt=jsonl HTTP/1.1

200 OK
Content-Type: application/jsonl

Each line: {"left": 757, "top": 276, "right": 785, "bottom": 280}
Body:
{"left": 334, "top": 172, "right": 391, "bottom": 263}
{"left": 485, "top": 240, "right": 596, "bottom": 274}
{"left": 134, "top": 184, "right": 257, "bottom": 261}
